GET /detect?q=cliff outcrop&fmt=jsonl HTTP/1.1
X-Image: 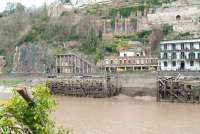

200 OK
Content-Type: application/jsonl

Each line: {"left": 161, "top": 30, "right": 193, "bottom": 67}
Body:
{"left": 13, "top": 43, "right": 55, "bottom": 73}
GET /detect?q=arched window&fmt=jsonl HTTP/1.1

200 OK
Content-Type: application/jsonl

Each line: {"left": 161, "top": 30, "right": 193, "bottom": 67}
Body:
{"left": 176, "top": 15, "right": 181, "bottom": 21}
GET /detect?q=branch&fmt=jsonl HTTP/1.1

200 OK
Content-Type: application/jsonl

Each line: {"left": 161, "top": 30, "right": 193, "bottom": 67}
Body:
{"left": 16, "top": 86, "right": 35, "bottom": 107}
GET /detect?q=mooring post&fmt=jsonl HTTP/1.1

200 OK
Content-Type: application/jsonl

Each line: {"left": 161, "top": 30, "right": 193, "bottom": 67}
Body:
{"left": 156, "top": 81, "right": 160, "bottom": 102}
{"left": 156, "top": 72, "right": 160, "bottom": 102}
{"left": 170, "top": 80, "right": 174, "bottom": 102}
{"left": 108, "top": 74, "right": 111, "bottom": 97}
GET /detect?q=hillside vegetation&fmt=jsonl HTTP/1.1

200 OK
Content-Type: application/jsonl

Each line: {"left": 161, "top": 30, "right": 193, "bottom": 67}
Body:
{"left": 0, "top": 1, "right": 173, "bottom": 73}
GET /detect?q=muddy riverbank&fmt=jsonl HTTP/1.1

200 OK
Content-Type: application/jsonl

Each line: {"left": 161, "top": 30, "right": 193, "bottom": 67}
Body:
{"left": 0, "top": 72, "right": 158, "bottom": 97}
{"left": 119, "top": 72, "right": 157, "bottom": 97}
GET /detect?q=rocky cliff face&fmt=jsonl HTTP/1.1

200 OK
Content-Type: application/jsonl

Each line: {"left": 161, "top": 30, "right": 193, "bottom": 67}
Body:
{"left": 13, "top": 43, "right": 55, "bottom": 73}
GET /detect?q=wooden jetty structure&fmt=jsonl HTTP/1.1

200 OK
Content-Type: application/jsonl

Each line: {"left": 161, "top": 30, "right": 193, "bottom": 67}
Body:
{"left": 56, "top": 53, "right": 100, "bottom": 74}
{"left": 47, "top": 52, "right": 121, "bottom": 98}
{"left": 46, "top": 73, "right": 121, "bottom": 98}
{"left": 157, "top": 74, "right": 200, "bottom": 103}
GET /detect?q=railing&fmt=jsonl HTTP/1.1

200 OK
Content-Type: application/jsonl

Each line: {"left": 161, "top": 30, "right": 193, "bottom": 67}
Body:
{"left": 160, "top": 48, "right": 200, "bottom": 52}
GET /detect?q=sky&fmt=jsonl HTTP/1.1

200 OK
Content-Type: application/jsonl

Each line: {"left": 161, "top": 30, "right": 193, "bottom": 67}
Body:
{"left": 0, "top": 0, "right": 55, "bottom": 12}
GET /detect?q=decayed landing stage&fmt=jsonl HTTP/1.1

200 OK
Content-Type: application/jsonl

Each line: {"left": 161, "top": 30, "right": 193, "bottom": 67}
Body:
{"left": 157, "top": 75, "right": 200, "bottom": 103}
{"left": 46, "top": 74, "right": 121, "bottom": 98}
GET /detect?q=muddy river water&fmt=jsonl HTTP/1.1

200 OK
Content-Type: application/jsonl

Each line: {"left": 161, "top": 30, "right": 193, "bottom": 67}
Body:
{"left": 1, "top": 83, "right": 200, "bottom": 134}
{"left": 52, "top": 95, "right": 200, "bottom": 134}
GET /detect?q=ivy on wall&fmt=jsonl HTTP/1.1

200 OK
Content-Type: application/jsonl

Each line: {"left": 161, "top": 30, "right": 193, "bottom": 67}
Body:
{"left": 110, "top": 4, "right": 146, "bottom": 18}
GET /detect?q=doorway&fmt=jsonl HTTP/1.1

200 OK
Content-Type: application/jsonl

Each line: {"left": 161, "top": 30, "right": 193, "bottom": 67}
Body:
{"left": 180, "top": 61, "right": 185, "bottom": 70}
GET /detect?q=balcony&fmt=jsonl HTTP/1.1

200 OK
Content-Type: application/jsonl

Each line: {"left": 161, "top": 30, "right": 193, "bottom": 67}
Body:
{"left": 160, "top": 48, "right": 200, "bottom": 52}
{"left": 104, "top": 58, "right": 158, "bottom": 67}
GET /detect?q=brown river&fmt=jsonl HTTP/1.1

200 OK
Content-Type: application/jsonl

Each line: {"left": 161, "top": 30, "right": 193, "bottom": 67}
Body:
{"left": 1, "top": 83, "right": 200, "bottom": 134}
{"left": 52, "top": 95, "right": 200, "bottom": 134}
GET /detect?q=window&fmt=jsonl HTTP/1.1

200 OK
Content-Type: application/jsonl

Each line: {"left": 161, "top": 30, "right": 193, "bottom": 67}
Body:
{"left": 141, "top": 52, "right": 143, "bottom": 56}
{"left": 119, "top": 60, "right": 122, "bottom": 64}
{"left": 190, "top": 43, "right": 194, "bottom": 50}
{"left": 189, "top": 52, "right": 195, "bottom": 59}
{"left": 124, "top": 53, "right": 127, "bottom": 57}
{"left": 110, "top": 60, "right": 113, "bottom": 64}
{"left": 172, "top": 61, "right": 176, "bottom": 67}
{"left": 163, "top": 53, "right": 168, "bottom": 59}
{"left": 199, "top": 43, "right": 200, "bottom": 49}
{"left": 171, "top": 52, "right": 177, "bottom": 59}
{"left": 190, "top": 61, "right": 194, "bottom": 66}
{"left": 128, "top": 60, "right": 131, "bottom": 64}
{"left": 181, "top": 43, "right": 184, "bottom": 50}
{"left": 164, "top": 44, "right": 167, "bottom": 50}
{"left": 164, "top": 61, "right": 168, "bottom": 67}
{"left": 180, "top": 52, "right": 185, "bottom": 59}
{"left": 124, "top": 60, "right": 127, "bottom": 64}
{"left": 198, "top": 53, "right": 200, "bottom": 59}
{"left": 172, "top": 44, "right": 176, "bottom": 50}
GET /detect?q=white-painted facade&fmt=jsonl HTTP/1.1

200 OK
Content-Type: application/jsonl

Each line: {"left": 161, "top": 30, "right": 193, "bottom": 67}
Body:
{"left": 119, "top": 48, "right": 146, "bottom": 57}
{"left": 160, "top": 39, "right": 200, "bottom": 71}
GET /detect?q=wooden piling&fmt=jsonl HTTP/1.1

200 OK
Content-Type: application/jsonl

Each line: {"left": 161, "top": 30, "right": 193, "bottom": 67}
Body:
{"left": 46, "top": 74, "right": 121, "bottom": 98}
{"left": 157, "top": 75, "right": 200, "bottom": 103}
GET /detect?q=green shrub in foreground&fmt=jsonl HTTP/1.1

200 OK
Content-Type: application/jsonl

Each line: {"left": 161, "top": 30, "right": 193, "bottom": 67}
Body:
{"left": 0, "top": 84, "right": 72, "bottom": 134}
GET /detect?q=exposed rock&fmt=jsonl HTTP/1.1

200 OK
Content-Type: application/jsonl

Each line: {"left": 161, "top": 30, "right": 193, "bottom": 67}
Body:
{"left": 13, "top": 43, "right": 55, "bottom": 73}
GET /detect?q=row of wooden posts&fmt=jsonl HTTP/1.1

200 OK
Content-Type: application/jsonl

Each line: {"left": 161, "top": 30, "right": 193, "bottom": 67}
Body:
{"left": 46, "top": 74, "right": 121, "bottom": 98}
{"left": 157, "top": 74, "right": 200, "bottom": 103}
{"left": 47, "top": 71, "right": 200, "bottom": 103}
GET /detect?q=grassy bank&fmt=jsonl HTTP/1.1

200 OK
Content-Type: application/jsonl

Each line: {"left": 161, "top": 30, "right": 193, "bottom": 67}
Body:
{"left": 0, "top": 79, "right": 24, "bottom": 86}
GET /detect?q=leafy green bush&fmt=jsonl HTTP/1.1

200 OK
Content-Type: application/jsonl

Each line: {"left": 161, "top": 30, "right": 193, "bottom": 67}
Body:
{"left": 0, "top": 84, "right": 72, "bottom": 134}
{"left": 110, "top": 4, "right": 145, "bottom": 18}
{"left": 162, "top": 24, "right": 173, "bottom": 36}
{"left": 149, "top": 0, "right": 162, "bottom": 5}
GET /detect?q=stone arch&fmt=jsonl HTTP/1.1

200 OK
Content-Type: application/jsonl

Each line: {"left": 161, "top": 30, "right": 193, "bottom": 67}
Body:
{"left": 176, "top": 15, "right": 181, "bottom": 21}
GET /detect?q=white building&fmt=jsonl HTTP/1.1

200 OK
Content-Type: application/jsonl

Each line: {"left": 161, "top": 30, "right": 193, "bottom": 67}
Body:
{"left": 160, "top": 39, "right": 200, "bottom": 71}
{"left": 119, "top": 47, "right": 146, "bottom": 57}
{"left": 101, "top": 43, "right": 158, "bottom": 72}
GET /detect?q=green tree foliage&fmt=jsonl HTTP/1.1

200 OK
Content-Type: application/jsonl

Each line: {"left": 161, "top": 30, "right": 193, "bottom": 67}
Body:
{"left": 110, "top": 4, "right": 145, "bottom": 18}
{"left": 0, "top": 84, "right": 72, "bottom": 134}
{"left": 148, "top": 0, "right": 162, "bottom": 6}
{"left": 4, "top": 2, "right": 25, "bottom": 14}
{"left": 103, "top": 39, "right": 126, "bottom": 55}
{"left": 16, "top": 3, "right": 25, "bottom": 13}
{"left": 82, "top": 27, "right": 98, "bottom": 53}
{"left": 133, "top": 30, "right": 152, "bottom": 43}
{"left": 162, "top": 24, "right": 173, "bottom": 36}
{"left": 4, "top": 2, "right": 17, "bottom": 14}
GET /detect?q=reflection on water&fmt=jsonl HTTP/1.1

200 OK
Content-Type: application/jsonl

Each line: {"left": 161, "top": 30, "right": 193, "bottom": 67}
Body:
{"left": 52, "top": 95, "right": 200, "bottom": 134}
{"left": 0, "top": 84, "right": 12, "bottom": 99}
